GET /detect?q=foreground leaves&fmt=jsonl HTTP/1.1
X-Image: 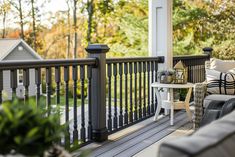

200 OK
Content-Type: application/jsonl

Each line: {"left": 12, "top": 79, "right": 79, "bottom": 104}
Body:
{"left": 0, "top": 100, "right": 63, "bottom": 156}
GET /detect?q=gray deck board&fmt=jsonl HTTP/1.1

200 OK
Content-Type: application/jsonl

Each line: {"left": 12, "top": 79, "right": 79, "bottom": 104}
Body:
{"left": 89, "top": 112, "right": 182, "bottom": 157}
{"left": 86, "top": 111, "right": 189, "bottom": 157}
{"left": 90, "top": 115, "right": 171, "bottom": 157}
{"left": 114, "top": 117, "right": 188, "bottom": 157}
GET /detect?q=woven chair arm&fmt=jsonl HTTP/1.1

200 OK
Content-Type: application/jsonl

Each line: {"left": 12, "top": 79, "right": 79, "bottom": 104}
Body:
{"left": 194, "top": 82, "right": 207, "bottom": 129}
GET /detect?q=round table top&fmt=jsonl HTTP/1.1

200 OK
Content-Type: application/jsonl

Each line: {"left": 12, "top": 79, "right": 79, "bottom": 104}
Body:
{"left": 151, "top": 82, "right": 194, "bottom": 89}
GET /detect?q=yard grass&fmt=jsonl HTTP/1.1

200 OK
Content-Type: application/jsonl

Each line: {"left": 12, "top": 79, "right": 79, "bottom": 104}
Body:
{"left": 3, "top": 94, "right": 87, "bottom": 107}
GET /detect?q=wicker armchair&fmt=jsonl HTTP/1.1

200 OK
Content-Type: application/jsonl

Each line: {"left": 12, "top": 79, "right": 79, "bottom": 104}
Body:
{"left": 193, "top": 59, "right": 235, "bottom": 129}
{"left": 193, "top": 60, "right": 211, "bottom": 129}
{"left": 194, "top": 82, "right": 207, "bottom": 129}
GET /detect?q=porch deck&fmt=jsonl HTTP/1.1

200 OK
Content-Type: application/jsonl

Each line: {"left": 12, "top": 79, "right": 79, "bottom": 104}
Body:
{"left": 74, "top": 110, "right": 194, "bottom": 157}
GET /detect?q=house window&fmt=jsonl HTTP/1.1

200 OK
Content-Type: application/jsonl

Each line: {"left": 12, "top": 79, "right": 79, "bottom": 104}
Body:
{"left": 18, "top": 69, "right": 23, "bottom": 85}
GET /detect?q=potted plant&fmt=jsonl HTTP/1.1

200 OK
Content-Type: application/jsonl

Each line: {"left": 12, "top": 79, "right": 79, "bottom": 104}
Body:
{"left": 158, "top": 69, "right": 175, "bottom": 84}
{"left": 0, "top": 100, "right": 66, "bottom": 156}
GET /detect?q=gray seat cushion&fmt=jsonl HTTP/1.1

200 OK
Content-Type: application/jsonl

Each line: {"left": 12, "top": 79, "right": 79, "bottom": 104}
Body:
{"left": 159, "top": 110, "right": 235, "bottom": 157}
{"left": 203, "top": 94, "right": 235, "bottom": 108}
{"left": 200, "top": 98, "right": 235, "bottom": 127}
{"left": 220, "top": 98, "right": 235, "bottom": 117}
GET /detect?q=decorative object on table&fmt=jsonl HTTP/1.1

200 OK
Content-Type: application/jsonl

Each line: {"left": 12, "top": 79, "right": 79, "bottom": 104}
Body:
{"left": 158, "top": 69, "right": 175, "bottom": 84}
{"left": 174, "top": 60, "right": 188, "bottom": 84}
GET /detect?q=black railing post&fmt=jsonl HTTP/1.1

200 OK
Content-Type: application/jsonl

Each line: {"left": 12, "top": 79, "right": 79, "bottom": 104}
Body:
{"left": 0, "top": 70, "right": 2, "bottom": 104}
{"left": 203, "top": 47, "right": 213, "bottom": 59}
{"left": 23, "top": 69, "right": 29, "bottom": 103}
{"left": 86, "top": 44, "right": 109, "bottom": 142}
{"left": 10, "top": 70, "right": 17, "bottom": 100}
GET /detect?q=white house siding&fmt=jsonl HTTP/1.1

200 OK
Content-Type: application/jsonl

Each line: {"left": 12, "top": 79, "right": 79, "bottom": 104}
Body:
{"left": 3, "top": 43, "right": 38, "bottom": 60}
{"left": 2, "top": 43, "right": 39, "bottom": 101}
{"left": 28, "top": 69, "right": 37, "bottom": 97}
{"left": 16, "top": 69, "right": 37, "bottom": 98}
{"left": 2, "top": 69, "right": 37, "bottom": 101}
{"left": 2, "top": 70, "right": 12, "bottom": 100}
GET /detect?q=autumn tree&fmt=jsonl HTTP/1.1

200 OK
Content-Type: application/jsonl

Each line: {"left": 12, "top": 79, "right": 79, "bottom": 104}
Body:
{"left": 9, "top": 0, "right": 25, "bottom": 39}
{"left": 0, "top": 0, "right": 11, "bottom": 38}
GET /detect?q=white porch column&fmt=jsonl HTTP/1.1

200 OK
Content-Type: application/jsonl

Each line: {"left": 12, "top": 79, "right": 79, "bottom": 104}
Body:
{"left": 149, "top": 0, "right": 173, "bottom": 70}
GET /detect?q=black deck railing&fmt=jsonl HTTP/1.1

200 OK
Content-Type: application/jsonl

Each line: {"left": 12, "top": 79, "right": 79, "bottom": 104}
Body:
{"left": 106, "top": 57, "right": 164, "bottom": 133}
{"left": 0, "top": 58, "right": 97, "bottom": 148}
{"left": 173, "top": 54, "right": 210, "bottom": 83}
{"left": 0, "top": 44, "right": 212, "bottom": 149}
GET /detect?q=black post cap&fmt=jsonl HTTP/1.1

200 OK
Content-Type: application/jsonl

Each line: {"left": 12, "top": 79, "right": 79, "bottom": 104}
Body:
{"left": 202, "top": 47, "right": 213, "bottom": 58}
{"left": 86, "top": 44, "right": 110, "bottom": 54}
{"left": 202, "top": 47, "right": 213, "bottom": 52}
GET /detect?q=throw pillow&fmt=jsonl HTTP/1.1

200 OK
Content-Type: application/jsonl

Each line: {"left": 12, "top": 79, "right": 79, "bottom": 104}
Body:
{"left": 229, "top": 68, "right": 235, "bottom": 74}
{"left": 200, "top": 99, "right": 235, "bottom": 127}
{"left": 220, "top": 98, "right": 235, "bottom": 117}
{"left": 200, "top": 100, "right": 225, "bottom": 127}
{"left": 210, "top": 58, "right": 235, "bottom": 73}
{"left": 206, "top": 69, "right": 235, "bottom": 95}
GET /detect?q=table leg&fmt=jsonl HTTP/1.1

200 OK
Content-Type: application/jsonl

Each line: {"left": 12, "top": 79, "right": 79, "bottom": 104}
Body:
{"left": 154, "top": 88, "right": 162, "bottom": 121}
{"left": 185, "top": 87, "right": 192, "bottom": 121}
{"left": 169, "top": 88, "right": 174, "bottom": 125}
{"left": 164, "top": 89, "right": 170, "bottom": 115}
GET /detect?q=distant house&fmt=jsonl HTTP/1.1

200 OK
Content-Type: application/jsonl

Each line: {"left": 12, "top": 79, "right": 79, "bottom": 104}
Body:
{"left": 0, "top": 39, "right": 42, "bottom": 100}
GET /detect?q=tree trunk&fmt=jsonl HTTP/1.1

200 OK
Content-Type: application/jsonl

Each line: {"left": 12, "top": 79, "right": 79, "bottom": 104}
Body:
{"left": 31, "top": 0, "right": 36, "bottom": 50}
{"left": 19, "top": 0, "right": 24, "bottom": 39}
{"left": 66, "top": 0, "right": 71, "bottom": 59}
{"left": 67, "top": 34, "right": 70, "bottom": 59}
{"left": 73, "top": 0, "right": 77, "bottom": 59}
{"left": 87, "top": 0, "right": 94, "bottom": 43}
{"left": 2, "top": 11, "right": 6, "bottom": 38}
{"left": 103, "top": 18, "right": 107, "bottom": 38}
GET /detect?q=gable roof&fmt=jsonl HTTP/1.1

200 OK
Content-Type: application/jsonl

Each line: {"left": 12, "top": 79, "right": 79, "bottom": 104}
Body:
{"left": 0, "top": 38, "right": 42, "bottom": 60}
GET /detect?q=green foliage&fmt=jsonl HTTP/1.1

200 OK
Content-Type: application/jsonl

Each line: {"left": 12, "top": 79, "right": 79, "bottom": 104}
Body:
{"left": 213, "top": 40, "right": 235, "bottom": 60}
{"left": 173, "top": 0, "right": 209, "bottom": 55}
{"left": 173, "top": 0, "right": 235, "bottom": 58}
{"left": 104, "top": 0, "right": 148, "bottom": 57}
{"left": 179, "top": 88, "right": 187, "bottom": 101}
{"left": 0, "top": 100, "right": 63, "bottom": 156}
{"left": 98, "top": 0, "right": 114, "bottom": 15}
{"left": 173, "top": 88, "right": 187, "bottom": 101}
{"left": 3, "top": 0, "right": 235, "bottom": 59}
{"left": 68, "top": 81, "right": 88, "bottom": 98}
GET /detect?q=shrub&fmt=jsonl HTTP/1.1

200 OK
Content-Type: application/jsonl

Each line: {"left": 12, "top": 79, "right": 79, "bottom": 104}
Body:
{"left": 0, "top": 100, "right": 63, "bottom": 156}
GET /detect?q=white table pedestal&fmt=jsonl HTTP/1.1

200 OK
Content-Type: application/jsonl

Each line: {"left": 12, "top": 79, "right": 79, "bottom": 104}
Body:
{"left": 152, "top": 82, "right": 194, "bottom": 125}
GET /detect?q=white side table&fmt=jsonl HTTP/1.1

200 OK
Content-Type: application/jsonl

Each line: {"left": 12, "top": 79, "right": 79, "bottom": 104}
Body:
{"left": 151, "top": 82, "right": 194, "bottom": 125}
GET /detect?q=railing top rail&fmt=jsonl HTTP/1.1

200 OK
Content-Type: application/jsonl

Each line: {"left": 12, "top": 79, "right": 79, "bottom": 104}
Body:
{"left": 106, "top": 56, "right": 164, "bottom": 64}
{"left": 0, "top": 58, "right": 97, "bottom": 70}
{"left": 173, "top": 54, "right": 210, "bottom": 61}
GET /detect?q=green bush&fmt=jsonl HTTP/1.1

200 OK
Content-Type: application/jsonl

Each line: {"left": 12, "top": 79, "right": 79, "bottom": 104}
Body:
{"left": 67, "top": 81, "right": 88, "bottom": 98}
{"left": 0, "top": 100, "right": 63, "bottom": 156}
{"left": 179, "top": 88, "right": 188, "bottom": 101}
